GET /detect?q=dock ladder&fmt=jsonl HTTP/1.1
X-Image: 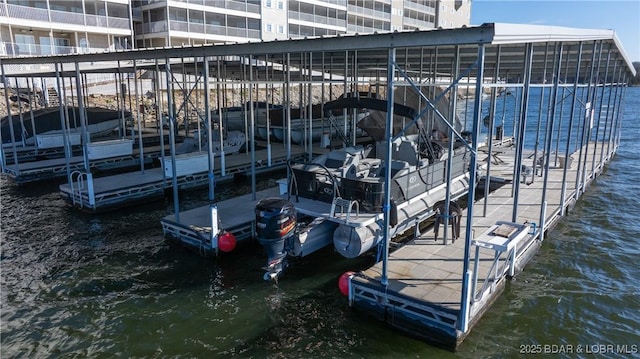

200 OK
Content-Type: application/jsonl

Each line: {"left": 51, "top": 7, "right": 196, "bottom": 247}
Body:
{"left": 69, "top": 170, "right": 96, "bottom": 209}
{"left": 330, "top": 197, "right": 359, "bottom": 222}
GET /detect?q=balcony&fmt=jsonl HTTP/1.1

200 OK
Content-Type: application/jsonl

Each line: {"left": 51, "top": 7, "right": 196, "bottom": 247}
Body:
{"left": 168, "top": 0, "right": 261, "bottom": 14}
{"left": 346, "top": 5, "right": 390, "bottom": 21}
{"left": 402, "top": 16, "right": 434, "bottom": 29}
{"left": 288, "top": 11, "right": 347, "bottom": 28}
{"left": 5, "top": 4, "right": 49, "bottom": 22}
{"left": 0, "top": 42, "right": 114, "bottom": 57}
{"left": 347, "top": 24, "right": 388, "bottom": 34}
{"left": 165, "top": 20, "right": 261, "bottom": 40}
{"left": 4, "top": 4, "right": 130, "bottom": 30}
{"left": 403, "top": 0, "right": 436, "bottom": 15}
{"left": 135, "top": 21, "right": 169, "bottom": 34}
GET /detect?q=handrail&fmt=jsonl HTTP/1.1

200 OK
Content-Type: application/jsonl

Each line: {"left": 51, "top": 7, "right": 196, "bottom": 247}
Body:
{"left": 303, "top": 162, "right": 341, "bottom": 201}
{"left": 289, "top": 159, "right": 341, "bottom": 203}
{"left": 69, "top": 170, "right": 86, "bottom": 208}
{"left": 325, "top": 112, "right": 350, "bottom": 146}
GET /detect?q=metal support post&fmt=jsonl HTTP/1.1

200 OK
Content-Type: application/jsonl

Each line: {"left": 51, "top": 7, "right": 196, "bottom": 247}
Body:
{"left": 459, "top": 44, "right": 485, "bottom": 332}
{"left": 381, "top": 48, "right": 396, "bottom": 287}
{"left": 540, "top": 43, "right": 566, "bottom": 221}
{"left": 512, "top": 43, "right": 534, "bottom": 222}
{"left": 165, "top": 60, "right": 180, "bottom": 223}
{"left": 203, "top": 56, "right": 215, "bottom": 202}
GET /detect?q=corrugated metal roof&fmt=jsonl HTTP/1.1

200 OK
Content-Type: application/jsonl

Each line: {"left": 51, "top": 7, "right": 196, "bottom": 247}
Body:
{"left": 1, "top": 23, "right": 635, "bottom": 78}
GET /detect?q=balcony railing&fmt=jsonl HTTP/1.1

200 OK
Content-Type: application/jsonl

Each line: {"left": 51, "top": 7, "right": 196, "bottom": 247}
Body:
{"left": 108, "top": 17, "right": 131, "bottom": 29}
{"left": 50, "top": 9, "right": 85, "bottom": 25}
{"left": 169, "top": 20, "right": 261, "bottom": 39}
{"left": 136, "top": 20, "right": 169, "bottom": 33}
{"left": 347, "top": 23, "right": 389, "bottom": 34}
{"left": 6, "top": 4, "right": 49, "bottom": 22}
{"left": 4, "top": 4, "right": 130, "bottom": 30}
{"left": 170, "top": 0, "right": 261, "bottom": 14}
{"left": 402, "top": 16, "right": 434, "bottom": 29}
{"left": 288, "top": 11, "right": 347, "bottom": 27}
{"left": 346, "top": 5, "right": 390, "bottom": 20}
{"left": 86, "top": 14, "right": 110, "bottom": 27}
{"left": 403, "top": 0, "right": 436, "bottom": 15}
{"left": 0, "top": 42, "right": 115, "bottom": 57}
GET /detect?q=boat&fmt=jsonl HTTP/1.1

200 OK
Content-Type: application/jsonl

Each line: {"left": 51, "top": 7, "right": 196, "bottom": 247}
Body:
{"left": 1, "top": 106, "right": 127, "bottom": 146}
{"left": 175, "top": 129, "right": 246, "bottom": 155}
{"left": 264, "top": 92, "right": 375, "bottom": 144}
{"left": 254, "top": 87, "right": 474, "bottom": 280}
{"left": 212, "top": 101, "right": 281, "bottom": 133}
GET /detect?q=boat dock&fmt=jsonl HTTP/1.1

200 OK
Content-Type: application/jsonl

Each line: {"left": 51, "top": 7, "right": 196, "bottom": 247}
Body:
{"left": 1, "top": 23, "right": 633, "bottom": 351}
{"left": 1, "top": 130, "right": 179, "bottom": 184}
{"left": 161, "top": 186, "right": 282, "bottom": 253}
{"left": 348, "top": 142, "right": 612, "bottom": 348}
{"left": 59, "top": 145, "right": 304, "bottom": 212}
{"left": 4, "top": 144, "right": 160, "bottom": 184}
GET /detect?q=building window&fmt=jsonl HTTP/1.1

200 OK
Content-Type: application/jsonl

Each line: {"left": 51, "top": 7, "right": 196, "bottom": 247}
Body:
{"left": 266, "top": 23, "right": 272, "bottom": 32}
{"left": 265, "top": 0, "right": 272, "bottom": 8}
{"left": 277, "top": 0, "right": 283, "bottom": 10}
{"left": 277, "top": 25, "right": 284, "bottom": 34}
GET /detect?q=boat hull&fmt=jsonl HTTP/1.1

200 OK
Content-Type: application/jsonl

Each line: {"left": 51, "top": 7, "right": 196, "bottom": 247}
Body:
{"left": 1, "top": 106, "right": 126, "bottom": 145}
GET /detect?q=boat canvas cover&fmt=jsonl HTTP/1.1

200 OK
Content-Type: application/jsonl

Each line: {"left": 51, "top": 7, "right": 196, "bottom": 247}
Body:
{"left": 356, "top": 86, "right": 461, "bottom": 141}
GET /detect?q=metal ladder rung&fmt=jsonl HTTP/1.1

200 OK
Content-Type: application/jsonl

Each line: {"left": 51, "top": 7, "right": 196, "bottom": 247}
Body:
{"left": 331, "top": 197, "right": 359, "bottom": 221}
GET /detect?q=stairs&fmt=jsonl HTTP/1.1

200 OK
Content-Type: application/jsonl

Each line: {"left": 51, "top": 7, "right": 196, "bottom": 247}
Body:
{"left": 47, "top": 87, "right": 60, "bottom": 106}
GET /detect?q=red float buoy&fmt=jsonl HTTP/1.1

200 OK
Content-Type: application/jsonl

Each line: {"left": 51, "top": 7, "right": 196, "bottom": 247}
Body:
{"left": 218, "top": 231, "right": 237, "bottom": 252}
{"left": 338, "top": 271, "right": 355, "bottom": 296}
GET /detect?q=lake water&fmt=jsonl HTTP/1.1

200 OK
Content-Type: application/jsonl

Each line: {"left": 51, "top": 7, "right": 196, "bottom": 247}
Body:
{"left": 1, "top": 87, "right": 639, "bottom": 358}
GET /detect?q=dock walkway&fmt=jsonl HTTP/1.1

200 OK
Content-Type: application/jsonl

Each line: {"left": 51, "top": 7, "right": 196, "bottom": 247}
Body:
{"left": 4, "top": 145, "right": 161, "bottom": 184}
{"left": 60, "top": 146, "right": 304, "bottom": 212}
{"left": 349, "top": 142, "right": 610, "bottom": 348}
{"left": 161, "top": 186, "right": 282, "bottom": 252}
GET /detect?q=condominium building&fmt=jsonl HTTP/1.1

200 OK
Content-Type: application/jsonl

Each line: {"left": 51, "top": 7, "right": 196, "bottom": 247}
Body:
{"left": 0, "top": 0, "right": 471, "bottom": 55}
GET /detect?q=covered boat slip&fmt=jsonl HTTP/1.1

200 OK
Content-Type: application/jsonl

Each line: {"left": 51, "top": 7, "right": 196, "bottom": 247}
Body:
{"left": 1, "top": 23, "right": 633, "bottom": 349}
{"left": 349, "top": 143, "right": 613, "bottom": 348}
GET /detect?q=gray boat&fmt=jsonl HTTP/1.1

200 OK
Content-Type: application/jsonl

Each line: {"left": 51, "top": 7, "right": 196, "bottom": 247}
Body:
{"left": 254, "top": 88, "right": 473, "bottom": 280}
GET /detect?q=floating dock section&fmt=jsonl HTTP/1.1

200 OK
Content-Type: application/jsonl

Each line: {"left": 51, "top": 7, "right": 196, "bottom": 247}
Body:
{"left": 59, "top": 146, "right": 303, "bottom": 212}
{"left": 348, "top": 143, "right": 614, "bottom": 348}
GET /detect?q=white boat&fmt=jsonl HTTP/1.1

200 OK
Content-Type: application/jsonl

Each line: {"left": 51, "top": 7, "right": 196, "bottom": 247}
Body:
{"left": 211, "top": 102, "right": 281, "bottom": 132}
{"left": 175, "top": 129, "right": 246, "bottom": 155}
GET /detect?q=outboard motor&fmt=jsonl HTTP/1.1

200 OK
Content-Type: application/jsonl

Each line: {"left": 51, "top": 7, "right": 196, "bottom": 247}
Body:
{"left": 255, "top": 197, "right": 297, "bottom": 281}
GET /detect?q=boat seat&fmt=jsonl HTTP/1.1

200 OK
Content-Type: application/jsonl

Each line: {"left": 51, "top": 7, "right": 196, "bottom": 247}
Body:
{"left": 367, "top": 160, "right": 410, "bottom": 178}
{"left": 345, "top": 158, "right": 381, "bottom": 179}
{"left": 396, "top": 140, "right": 419, "bottom": 166}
